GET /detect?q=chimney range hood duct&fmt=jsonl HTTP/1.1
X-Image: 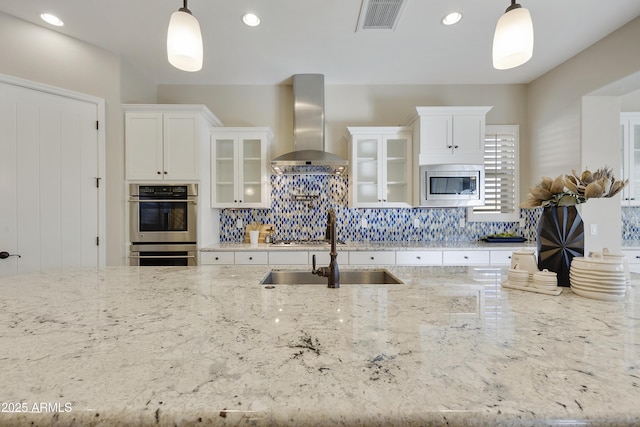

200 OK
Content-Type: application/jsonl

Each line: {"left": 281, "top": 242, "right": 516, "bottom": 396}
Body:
{"left": 270, "top": 74, "right": 348, "bottom": 175}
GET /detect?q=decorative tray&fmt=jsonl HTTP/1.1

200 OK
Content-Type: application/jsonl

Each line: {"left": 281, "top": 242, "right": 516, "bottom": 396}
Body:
{"left": 501, "top": 280, "right": 563, "bottom": 296}
{"left": 483, "top": 236, "right": 527, "bottom": 243}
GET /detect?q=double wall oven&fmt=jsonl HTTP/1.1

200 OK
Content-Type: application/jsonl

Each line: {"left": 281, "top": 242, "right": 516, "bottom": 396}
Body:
{"left": 129, "top": 184, "right": 198, "bottom": 266}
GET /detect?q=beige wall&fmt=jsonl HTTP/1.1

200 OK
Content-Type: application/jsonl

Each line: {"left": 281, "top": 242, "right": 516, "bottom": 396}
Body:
{"left": 527, "top": 16, "right": 640, "bottom": 183}
{"left": 0, "top": 12, "right": 156, "bottom": 266}
{"left": 527, "top": 16, "right": 640, "bottom": 254}
{"left": 158, "top": 83, "right": 528, "bottom": 162}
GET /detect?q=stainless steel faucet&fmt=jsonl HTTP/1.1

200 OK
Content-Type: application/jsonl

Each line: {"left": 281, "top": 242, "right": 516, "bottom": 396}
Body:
{"left": 311, "top": 208, "right": 340, "bottom": 288}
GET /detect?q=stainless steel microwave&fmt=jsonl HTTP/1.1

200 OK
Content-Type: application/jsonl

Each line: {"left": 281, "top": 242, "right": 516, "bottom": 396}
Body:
{"left": 419, "top": 164, "right": 484, "bottom": 207}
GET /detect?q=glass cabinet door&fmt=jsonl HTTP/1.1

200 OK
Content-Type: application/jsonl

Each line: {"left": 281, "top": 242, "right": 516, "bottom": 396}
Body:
{"left": 355, "top": 137, "right": 381, "bottom": 204}
{"left": 213, "top": 138, "right": 237, "bottom": 205}
{"left": 384, "top": 136, "right": 410, "bottom": 205}
{"left": 241, "top": 138, "right": 263, "bottom": 204}
{"left": 631, "top": 120, "right": 640, "bottom": 204}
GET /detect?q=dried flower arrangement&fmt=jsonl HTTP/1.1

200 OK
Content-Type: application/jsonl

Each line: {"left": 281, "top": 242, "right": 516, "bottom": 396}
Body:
{"left": 520, "top": 166, "right": 627, "bottom": 208}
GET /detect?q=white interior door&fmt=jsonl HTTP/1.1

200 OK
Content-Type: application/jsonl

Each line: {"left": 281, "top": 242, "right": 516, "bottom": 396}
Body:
{"left": 0, "top": 79, "right": 102, "bottom": 277}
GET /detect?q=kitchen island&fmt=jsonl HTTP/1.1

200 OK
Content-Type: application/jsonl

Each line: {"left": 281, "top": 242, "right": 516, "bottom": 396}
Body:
{"left": 0, "top": 265, "right": 638, "bottom": 426}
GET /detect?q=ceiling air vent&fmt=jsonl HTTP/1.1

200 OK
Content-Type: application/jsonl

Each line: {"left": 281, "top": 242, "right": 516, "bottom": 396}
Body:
{"left": 356, "top": 0, "right": 408, "bottom": 31}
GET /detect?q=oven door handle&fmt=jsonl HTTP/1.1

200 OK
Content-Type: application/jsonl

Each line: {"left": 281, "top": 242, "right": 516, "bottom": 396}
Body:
{"left": 129, "top": 199, "right": 197, "bottom": 204}
{"left": 128, "top": 255, "right": 197, "bottom": 259}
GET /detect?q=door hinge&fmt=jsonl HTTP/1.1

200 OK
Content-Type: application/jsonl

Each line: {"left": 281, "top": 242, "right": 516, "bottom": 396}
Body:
{"left": 96, "top": 236, "right": 100, "bottom": 246}
{"left": 96, "top": 120, "right": 99, "bottom": 130}
{"left": 96, "top": 177, "right": 101, "bottom": 188}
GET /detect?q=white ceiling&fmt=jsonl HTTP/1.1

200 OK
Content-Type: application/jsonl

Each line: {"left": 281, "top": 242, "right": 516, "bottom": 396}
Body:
{"left": 1, "top": 0, "right": 639, "bottom": 86}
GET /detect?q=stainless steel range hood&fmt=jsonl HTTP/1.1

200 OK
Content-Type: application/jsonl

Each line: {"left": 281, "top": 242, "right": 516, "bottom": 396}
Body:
{"left": 270, "top": 74, "right": 348, "bottom": 175}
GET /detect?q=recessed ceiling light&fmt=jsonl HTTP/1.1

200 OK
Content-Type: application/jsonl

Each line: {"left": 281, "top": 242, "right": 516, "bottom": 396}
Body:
{"left": 40, "top": 13, "right": 64, "bottom": 27}
{"left": 442, "top": 12, "right": 462, "bottom": 26}
{"left": 242, "top": 13, "right": 261, "bottom": 27}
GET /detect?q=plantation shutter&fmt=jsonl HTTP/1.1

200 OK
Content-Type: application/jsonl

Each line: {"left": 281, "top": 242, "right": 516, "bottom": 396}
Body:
{"left": 473, "top": 126, "right": 518, "bottom": 215}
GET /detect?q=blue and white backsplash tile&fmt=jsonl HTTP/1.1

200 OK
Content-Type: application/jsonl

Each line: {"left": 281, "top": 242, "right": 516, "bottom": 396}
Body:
{"left": 219, "top": 175, "right": 640, "bottom": 242}
{"left": 219, "top": 175, "right": 544, "bottom": 243}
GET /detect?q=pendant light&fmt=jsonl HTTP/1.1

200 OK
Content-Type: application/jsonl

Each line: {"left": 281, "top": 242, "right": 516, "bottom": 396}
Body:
{"left": 167, "top": 0, "right": 203, "bottom": 72}
{"left": 492, "top": 0, "right": 534, "bottom": 70}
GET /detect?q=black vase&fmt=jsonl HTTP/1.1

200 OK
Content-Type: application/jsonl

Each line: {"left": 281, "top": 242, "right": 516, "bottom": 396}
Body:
{"left": 536, "top": 205, "right": 584, "bottom": 287}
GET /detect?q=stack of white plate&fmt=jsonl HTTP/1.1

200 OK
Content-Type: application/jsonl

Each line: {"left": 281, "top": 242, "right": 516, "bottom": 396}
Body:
{"left": 532, "top": 269, "right": 557, "bottom": 291}
{"left": 570, "top": 254, "right": 627, "bottom": 301}
{"left": 508, "top": 264, "right": 531, "bottom": 286}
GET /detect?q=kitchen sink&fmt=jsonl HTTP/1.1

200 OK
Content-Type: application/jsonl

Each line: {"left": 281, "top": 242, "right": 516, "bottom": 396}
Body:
{"left": 260, "top": 269, "right": 403, "bottom": 285}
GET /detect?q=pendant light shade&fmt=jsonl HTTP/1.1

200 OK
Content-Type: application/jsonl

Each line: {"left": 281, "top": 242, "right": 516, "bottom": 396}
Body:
{"left": 492, "top": 1, "right": 533, "bottom": 70}
{"left": 167, "top": 0, "right": 203, "bottom": 72}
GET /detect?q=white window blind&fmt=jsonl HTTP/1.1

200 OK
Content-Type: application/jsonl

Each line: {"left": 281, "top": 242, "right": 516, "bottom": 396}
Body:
{"left": 469, "top": 125, "right": 519, "bottom": 222}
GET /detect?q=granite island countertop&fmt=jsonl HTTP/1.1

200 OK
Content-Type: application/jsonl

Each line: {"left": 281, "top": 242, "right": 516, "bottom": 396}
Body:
{"left": 0, "top": 265, "right": 638, "bottom": 427}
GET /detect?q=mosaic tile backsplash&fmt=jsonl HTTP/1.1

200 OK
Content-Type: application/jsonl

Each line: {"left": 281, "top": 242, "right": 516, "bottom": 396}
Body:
{"left": 218, "top": 175, "right": 547, "bottom": 242}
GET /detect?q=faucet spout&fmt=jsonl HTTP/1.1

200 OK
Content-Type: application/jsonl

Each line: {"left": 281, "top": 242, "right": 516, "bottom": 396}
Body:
{"left": 311, "top": 208, "right": 340, "bottom": 288}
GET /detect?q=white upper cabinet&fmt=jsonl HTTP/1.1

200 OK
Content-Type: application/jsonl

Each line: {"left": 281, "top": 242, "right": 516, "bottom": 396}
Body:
{"left": 347, "top": 127, "right": 412, "bottom": 208}
{"left": 411, "top": 106, "right": 492, "bottom": 165}
{"left": 124, "top": 105, "right": 220, "bottom": 181}
{"left": 621, "top": 113, "right": 640, "bottom": 206}
{"left": 211, "top": 127, "right": 272, "bottom": 208}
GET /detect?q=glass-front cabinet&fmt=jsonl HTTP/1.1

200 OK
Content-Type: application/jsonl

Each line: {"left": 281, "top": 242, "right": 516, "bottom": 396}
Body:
{"left": 347, "top": 127, "right": 412, "bottom": 208}
{"left": 620, "top": 113, "right": 640, "bottom": 206}
{"left": 211, "top": 128, "right": 272, "bottom": 208}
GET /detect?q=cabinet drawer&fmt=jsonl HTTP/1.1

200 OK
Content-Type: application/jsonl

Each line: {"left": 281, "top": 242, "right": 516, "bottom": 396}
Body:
{"left": 396, "top": 251, "right": 442, "bottom": 265}
{"left": 269, "top": 251, "right": 309, "bottom": 265}
{"left": 235, "top": 251, "right": 268, "bottom": 265}
{"left": 489, "top": 250, "right": 516, "bottom": 265}
{"left": 443, "top": 250, "right": 489, "bottom": 265}
{"left": 349, "top": 251, "right": 395, "bottom": 265}
{"left": 200, "top": 251, "right": 234, "bottom": 265}
{"left": 621, "top": 250, "right": 640, "bottom": 264}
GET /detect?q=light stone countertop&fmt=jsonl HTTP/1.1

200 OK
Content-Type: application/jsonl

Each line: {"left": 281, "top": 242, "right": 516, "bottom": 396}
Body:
{"left": 0, "top": 265, "right": 638, "bottom": 426}
{"left": 201, "top": 241, "right": 538, "bottom": 251}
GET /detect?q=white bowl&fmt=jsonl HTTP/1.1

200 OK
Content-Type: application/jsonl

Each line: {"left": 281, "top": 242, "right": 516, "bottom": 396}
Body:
{"left": 533, "top": 269, "right": 557, "bottom": 283}
{"left": 571, "top": 256, "right": 625, "bottom": 273}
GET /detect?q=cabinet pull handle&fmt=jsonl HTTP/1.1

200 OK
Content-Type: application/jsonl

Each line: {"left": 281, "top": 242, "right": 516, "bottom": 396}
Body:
{"left": 464, "top": 255, "right": 469, "bottom": 259}
{"left": 454, "top": 145, "right": 459, "bottom": 149}
{"left": 164, "top": 171, "right": 167, "bottom": 174}
{"left": 215, "top": 257, "right": 219, "bottom": 260}
{"left": 249, "top": 257, "right": 253, "bottom": 260}
{"left": 370, "top": 256, "right": 375, "bottom": 260}
{"left": 636, "top": 256, "right": 640, "bottom": 259}
{"left": 157, "top": 171, "right": 161, "bottom": 175}
{"left": 416, "top": 256, "right": 421, "bottom": 260}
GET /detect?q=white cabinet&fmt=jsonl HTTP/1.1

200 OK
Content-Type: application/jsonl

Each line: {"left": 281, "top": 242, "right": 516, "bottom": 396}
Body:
{"left": 621, "top": 249, "right": 640, "bottom": 273}
{"left": 411, "top": 106, "right": 492, "bottom": 165}
{"left": 620, "top": 113, "right": 640, "bottom": 206}
{"left": 396, "top": 250, "right": 442, "bottom": 265}
{"left": 489, "top": 250, "right": 515, "bottom": 265}
{"left": 349, "top": 251, "right": 396, "bottom": 265}
{"left": 269, "top": 251, "right": 309, "bottom": 265}
{"left": 442, "top": 250, "right": 490, "bottom": 265}
{"left": 347, "top": 127, "right": 412, "bottom": 208}
{"left": 211, "top": 127, "right": 272, "bottom": 208}
{"left": 200, "top": 251, "right": 235, "bottom": 265}
{"left": 124, "top": 105, "right": 220, "bottom": 181}
{"left": 234, "top": 251, "right": 268, "bottom": 265}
